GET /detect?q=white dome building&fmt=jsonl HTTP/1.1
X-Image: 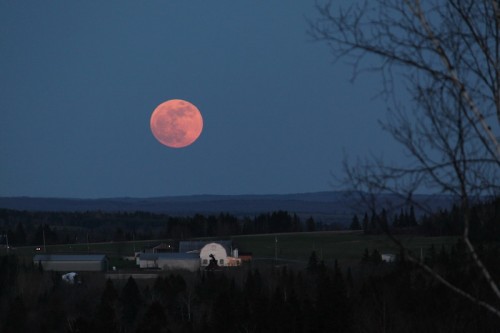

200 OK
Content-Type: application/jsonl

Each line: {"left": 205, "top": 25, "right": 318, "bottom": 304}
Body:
{"left": 200, "top": 242, "right": 240, "bottom": 267}
{"left": 200, "top": 242, "right": 227, "bottom": 267}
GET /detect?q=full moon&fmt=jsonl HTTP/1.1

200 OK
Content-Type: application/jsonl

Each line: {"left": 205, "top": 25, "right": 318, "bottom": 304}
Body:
{"left": 150, "top": 99, "right": 203, "bottom": 148}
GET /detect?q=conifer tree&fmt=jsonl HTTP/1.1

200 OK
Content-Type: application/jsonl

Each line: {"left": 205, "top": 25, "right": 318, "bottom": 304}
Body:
{"left": 136, "top": 301, "right": 169, "bottom": 333}
{"left": 307, "top": 250, "right": 319, "bottom": 273}
{"left": 350, "top": 214, "right": 361, "bottom": 230}
{"left": 120, "top": 276, "right": 141, "bottom": 327}
{"left": 362, "top": 212, "right": 369, "bottom": 234}
{"left": 94, "top": 279, "right": 119, "bottom": 333}
{"left": 2, "top": 296, "right": 26, "bottom": 333}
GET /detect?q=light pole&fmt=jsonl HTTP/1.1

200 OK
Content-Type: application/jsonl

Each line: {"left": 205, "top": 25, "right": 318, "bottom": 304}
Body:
{"left": 274, "top": 236, "right": 278, "bottom": 264}
{"left": 43, "top": 228, "right": 46, "bottom": 253}
{"left": 1, "top": 234, "right": 9, "bottom": 252}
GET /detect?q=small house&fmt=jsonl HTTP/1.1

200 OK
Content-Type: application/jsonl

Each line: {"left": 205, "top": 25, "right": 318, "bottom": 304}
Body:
{"left": 238, "top": 252, "right": 253, "bottom": 262}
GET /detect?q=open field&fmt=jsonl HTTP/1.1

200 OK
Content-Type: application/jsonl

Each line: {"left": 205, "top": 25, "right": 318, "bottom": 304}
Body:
{"left": 231, "top": 231, "right": 459, "bottom": 265}
{"left": 3, "top": 231, "right": 459, "bottom": 269}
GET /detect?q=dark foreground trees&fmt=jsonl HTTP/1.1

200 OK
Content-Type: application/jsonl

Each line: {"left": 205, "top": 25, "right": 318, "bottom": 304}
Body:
{"left": 310, "top": 0, "right": 500, "bottom": 318}
{"left": 1, "top": 248, "right": 499, "bottom": 332}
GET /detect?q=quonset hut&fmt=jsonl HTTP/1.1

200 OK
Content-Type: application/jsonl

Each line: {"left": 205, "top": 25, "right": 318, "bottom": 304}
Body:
{"left": 179, "top": 240, "right": 240, "bottom": 267}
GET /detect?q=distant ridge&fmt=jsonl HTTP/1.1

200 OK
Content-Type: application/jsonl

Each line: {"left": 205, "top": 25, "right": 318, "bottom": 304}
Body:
{"left": 0, "top": 192, "right": 453, "bottom": 225}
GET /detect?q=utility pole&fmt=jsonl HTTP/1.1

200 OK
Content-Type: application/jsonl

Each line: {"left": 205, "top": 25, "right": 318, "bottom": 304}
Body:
{"left": 43, "top": 227, "right": 46, "bottom": 253}
{"left": 133, "top": 233, "right": 136, "bottom": 253}
{"left": 3, "top": 234, "right": 9, "bottom": 252}
{"left": 274, "top": 236, "right": 278, "bottom": 264}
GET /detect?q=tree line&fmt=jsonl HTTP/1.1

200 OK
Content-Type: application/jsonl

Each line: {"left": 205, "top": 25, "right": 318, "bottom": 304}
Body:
{"left": 0, "top": 209, "right": 317, "bottom": 247}
{"left": 349, "top": 198, "right": 499, "bottom": 238}
{"left": 1, "top": 197, "right": 497, "bottom": 248}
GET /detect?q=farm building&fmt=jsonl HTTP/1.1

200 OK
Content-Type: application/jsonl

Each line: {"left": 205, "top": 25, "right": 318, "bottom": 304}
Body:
{"left": 381, "top": 253, "right": 396, "bottom": 263}
{"left": 200, "top": 242, "right": 241, "bottom": 267}
{"left": 33, "top": 254, "right": 108, "bottom": 272}
{"left": 138, "top": 252, "right": 200, "bottom": 272}
{"left": 178, "top": 240, "right": 241, "bottom": 267}
{"left": 151, "top": 242, "right": 175, "bottom": 253}
{"left": 238, "top": 252, "right": 253, "bottom": 262}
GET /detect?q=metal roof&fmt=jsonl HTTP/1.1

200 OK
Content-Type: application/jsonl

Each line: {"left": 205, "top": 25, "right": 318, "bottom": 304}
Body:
{"left": 33, "top": 254, "right": 107, "bottom": 262}
{"left": 139, "top": 252, "right": 199, "bottom": 261}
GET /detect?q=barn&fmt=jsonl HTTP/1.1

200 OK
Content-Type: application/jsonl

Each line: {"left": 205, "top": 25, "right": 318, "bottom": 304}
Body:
{"left": 138, "top": 252, "right": 200, "bottom": 272}
{"left": 33, "top": 254, "right": 108, "bottom": 272}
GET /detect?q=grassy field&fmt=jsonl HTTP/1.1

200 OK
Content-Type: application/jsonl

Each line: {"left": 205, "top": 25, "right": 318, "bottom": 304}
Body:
{"left": 231, "top": 231, "right": 458, "bottom": 265}
{"left": 3, "top": 231, "right": 459, "bottom": 269}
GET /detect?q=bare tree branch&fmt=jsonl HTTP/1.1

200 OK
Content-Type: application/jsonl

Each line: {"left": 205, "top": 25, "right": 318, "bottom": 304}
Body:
{"left": 310, "top": 0, "right": 500, "bottom": 318}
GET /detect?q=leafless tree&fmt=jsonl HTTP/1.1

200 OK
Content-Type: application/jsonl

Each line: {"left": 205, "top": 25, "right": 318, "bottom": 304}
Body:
{"left": 309, "top": 0, "right": 500, "bottom": 318}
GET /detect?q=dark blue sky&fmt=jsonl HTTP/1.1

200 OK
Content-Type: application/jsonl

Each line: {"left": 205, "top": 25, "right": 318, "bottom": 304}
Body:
{"left": 1, "top": 1, "right": 401, "bottom": 198}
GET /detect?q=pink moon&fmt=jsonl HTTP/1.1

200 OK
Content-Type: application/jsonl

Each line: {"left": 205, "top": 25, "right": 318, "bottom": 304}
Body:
{"left": 150, "top": 99, "right": 203, "bottom": 148}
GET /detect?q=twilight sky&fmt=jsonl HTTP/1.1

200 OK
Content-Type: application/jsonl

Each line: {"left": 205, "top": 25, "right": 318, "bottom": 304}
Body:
{"left": 0, "top": 1, "right": 402, "bottom": 198}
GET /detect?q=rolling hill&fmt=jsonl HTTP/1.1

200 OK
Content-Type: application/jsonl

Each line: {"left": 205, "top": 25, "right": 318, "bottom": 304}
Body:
{"left": 0, "top": 191, "right": 453, "bottom": 226}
